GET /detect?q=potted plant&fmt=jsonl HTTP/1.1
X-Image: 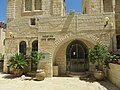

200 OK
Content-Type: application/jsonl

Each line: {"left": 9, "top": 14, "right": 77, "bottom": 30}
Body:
{"left": 31, "top": 51, "right": 45, "bottom": 81}
{"left": 31, "top": 51, "right": 43, "bottom": 65}
{"left": 110, "top": 55, "right": 119, "bottom": 63}
{"left": 8, "top": 53, "right": 28, "bottom": 76}
{"left": 88, "top": 42, "right": 109, "bottom": 80}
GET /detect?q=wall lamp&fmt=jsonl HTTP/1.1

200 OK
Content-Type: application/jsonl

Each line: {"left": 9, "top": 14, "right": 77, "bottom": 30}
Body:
{"left": 104, "top": 17, "right": 110, "bottom": 27}
{"left": 9, "top": 32, "right": 14, "bottom": 38}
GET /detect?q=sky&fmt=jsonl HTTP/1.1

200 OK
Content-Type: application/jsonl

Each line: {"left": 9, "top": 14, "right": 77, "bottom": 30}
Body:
{"left": 0, "top": 0, "right": 82, "bottom": 23}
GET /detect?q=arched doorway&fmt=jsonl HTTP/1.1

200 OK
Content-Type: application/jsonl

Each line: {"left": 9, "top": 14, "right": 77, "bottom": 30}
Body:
{"left": 66, "top": 40, "right": 88, "bottom": 72}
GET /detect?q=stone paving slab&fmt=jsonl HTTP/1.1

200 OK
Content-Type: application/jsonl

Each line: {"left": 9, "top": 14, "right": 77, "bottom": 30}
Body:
{"left": 0, "top": 73, "right": 119, "bottom": 90}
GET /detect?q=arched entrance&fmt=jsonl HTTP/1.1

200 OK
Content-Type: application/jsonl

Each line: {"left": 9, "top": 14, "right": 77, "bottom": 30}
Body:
{"left": 66, "top": 40, "right": 88, "bottom": 72}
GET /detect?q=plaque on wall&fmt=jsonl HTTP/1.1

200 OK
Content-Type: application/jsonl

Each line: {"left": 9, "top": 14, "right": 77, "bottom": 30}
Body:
{"left": 41, "top": 34, "right": 55, "bottom": 41}
{"left": 42, "top": 53, "right": 49, "bottom": 60}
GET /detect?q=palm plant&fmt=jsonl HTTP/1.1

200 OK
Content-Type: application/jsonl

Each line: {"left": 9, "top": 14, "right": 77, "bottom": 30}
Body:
{"left": 8, "top": 53, "right": 28, "bottom": 69}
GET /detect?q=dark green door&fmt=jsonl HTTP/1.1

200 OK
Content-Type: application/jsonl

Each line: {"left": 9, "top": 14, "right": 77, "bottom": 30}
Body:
{"left": 66, "top": 40, "right": 88, "bottom": 72}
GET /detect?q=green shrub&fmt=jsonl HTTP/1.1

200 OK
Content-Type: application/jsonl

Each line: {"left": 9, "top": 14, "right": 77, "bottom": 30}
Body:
{"left": 31, "top": 51, "right": 43, "bottom": 65}
{"left": 8, "top": 53, "right": 28, "bottom": 69}
{"left": 88, "top": 42, "right": 109, "bottom": 69}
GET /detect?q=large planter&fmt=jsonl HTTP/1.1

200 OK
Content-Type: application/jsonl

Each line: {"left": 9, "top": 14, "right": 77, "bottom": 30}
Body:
{"left": 94, "top": 70, "right": 105, "bottom": 80}
{"left": 36, "top": 69, "right": 46, "bottom": 81}
{"left": 14, "top": 68, "right": 23, "bottom": 77}
{"left": 108, "top": 63, "right": 120, "bottom": 88}
{"left": 117, "top": 59, "right": 120, "bottom": 64}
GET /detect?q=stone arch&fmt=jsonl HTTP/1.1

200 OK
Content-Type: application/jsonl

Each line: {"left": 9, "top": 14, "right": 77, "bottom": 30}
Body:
{"left": 52, "top": 35, "right": 96, "bottom": 62}
{"left": 52, "top": 36, "right": 96, "bottom": 75}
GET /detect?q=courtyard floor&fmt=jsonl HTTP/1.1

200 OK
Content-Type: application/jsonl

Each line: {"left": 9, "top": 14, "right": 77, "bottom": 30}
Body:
{"left": 0, "top": 73, "right": 119, "bottom": 90}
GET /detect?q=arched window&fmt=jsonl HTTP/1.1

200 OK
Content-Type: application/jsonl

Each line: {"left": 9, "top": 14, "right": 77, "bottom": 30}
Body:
{"left": 32, "top": 40, "right": 38, "bottom": 51}
{"left": 19, "top": 41, "right": 26, "bottom": 55}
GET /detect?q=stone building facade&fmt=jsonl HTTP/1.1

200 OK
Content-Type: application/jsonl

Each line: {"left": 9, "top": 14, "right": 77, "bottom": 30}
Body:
{"left": 0, "top": 22, "right": 6, "bottom": 57}
{"left": 4, "top": 0, "right": 120, "bottom": 77}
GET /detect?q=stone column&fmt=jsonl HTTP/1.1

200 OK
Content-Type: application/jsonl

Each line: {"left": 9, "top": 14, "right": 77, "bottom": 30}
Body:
{"left": 32, "top": 0, "right": 34, "bottom": 11}
{"left": 100, "top": 0, "right": 104, "bottom": 13}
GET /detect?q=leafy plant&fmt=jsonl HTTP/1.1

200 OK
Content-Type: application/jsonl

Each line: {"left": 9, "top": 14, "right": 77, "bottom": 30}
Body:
{"left": 110, "top": 55, "right": 119, "bottom": 63}
{"left": 31, "top": 51, "right": 43, "bottom": 65}
{"left": 8, "top": 53, "right": 28, "bottom": 69}
{"left": 88, "top": 42, "right": 109, "bottom": 70}
{"left": 0, "top": 53, "right": 3, "bottom": 61}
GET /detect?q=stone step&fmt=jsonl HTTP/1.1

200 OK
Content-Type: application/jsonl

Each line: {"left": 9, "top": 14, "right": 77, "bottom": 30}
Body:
{"left": 26, "top": 72, "right": 37, "bottom": 77}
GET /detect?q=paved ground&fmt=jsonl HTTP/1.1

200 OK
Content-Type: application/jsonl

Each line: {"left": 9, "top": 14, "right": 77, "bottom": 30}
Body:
{"left": 0, "top": 73, "right": 119, "bottom": 90}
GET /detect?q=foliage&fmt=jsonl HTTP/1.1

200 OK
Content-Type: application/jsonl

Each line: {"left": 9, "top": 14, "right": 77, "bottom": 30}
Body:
{"left": 88, "top": 42, "right": 109, "bottom": 69}
{"left": 110, "top": 55, "right": 119, "bottom": 63}
{"left": 8, "top": 53, "right": 28, "bottom": 69}
{"left": 0, "top": 53, "right": 3, "bottom": 61}
{"left": 31, "top": 51, "right": 43, "bottom": 65}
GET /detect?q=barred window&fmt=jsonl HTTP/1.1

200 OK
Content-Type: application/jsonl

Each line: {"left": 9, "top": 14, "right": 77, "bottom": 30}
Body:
{"left": 25, "top": 0, "right": 32, "bottom": 11}
{"left": 34, "top": 0, "right": 42, "bottom": 10}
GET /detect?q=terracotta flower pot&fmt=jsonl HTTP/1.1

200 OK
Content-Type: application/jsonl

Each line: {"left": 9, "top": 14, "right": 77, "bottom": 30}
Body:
{"left": 36, "top": 69, "right": 46, "bottom": 81}
{"left": 14, "top": 68, "right": 23, "bottom": 77}
{"left": 94, "top": 70, "right": 105, "bottom": 80}
{"left": 117, "top": 59, "right": 120, "bottom": 64}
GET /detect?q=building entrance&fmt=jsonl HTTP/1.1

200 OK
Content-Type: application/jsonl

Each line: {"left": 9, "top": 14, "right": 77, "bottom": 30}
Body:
{"left": 66, "top": 40, "right": 88, "bottom": 72}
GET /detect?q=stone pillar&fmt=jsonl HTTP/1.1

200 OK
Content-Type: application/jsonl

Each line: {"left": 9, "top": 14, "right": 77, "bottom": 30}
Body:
{"left": 100, "top": 0, "right": 104, "bottom": 13}
{"left": 32, "top": 0, "right": 34, "bottom": 11}
{"left": 3, "top": 56, "right": 8, "bottom": 73}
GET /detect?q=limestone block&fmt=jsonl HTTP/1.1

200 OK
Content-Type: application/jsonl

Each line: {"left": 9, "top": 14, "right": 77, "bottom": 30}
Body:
{"left": 53, "top": 66, "right": 58, "bottom": 76}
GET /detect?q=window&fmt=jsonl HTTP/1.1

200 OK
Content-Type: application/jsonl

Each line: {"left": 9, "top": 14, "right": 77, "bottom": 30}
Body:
{"left": 34, "top": 0, "right": 42, "bottom": 10}
{"left": 3, "top": 39, "right": 5, "bottom": 46}
{"left": 19, "top": 41, "right": 26, "bottom": 55}
{"left": 32, "top": 40, "right": 38, "bottom": 51}
{"left": 24, "top": 0, "right": 42, "bottom": 11}
{"left": 103, "top": 0, "right": 113, "bottom": 12}
{"left": 25, "top": 0, "right": 32, "bottom": 11}
{"left": 31, "top": 18, "right": 36, "bottom": 25}
{"left": 116, "top": 35, "right": 120, "bottom": 49}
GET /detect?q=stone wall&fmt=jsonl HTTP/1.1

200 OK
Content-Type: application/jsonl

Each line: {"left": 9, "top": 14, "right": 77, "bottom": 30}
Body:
{"left": 0, "top": 28, "right": 5, "bottom": 55}
{"left": 54, "top": 41, "right": 69, "bottom": 75}
{"left": 115, "top": 0, "right": 120, "bottom": 34}
{"left": 7, "top": 0, "right": 15, "bottom": 20}
{"left": 108, "top": 63, "right": 120, "bottom": 88}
